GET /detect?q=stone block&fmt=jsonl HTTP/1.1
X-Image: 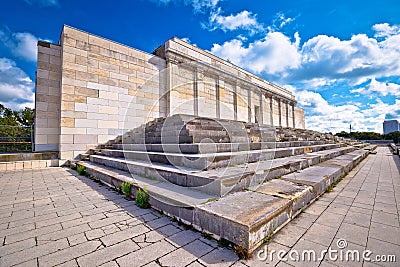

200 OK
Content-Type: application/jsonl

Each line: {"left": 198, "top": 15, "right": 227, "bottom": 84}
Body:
{"left": 73, "top": 134, "right": 98, "bottom": 144}
{"left": 23, "top": 161, "right": 32, "bottom": 169}
{"left": 110, "top": 72, "right": 128, "bottom": 81}
{"left": 61, "top": 101, "right": 74, "bottom": 111}
{"left": 98, "top": 106, "right": 118, "bottom": 115}
{"left": 98, "top": 120, "right": 118, "bottom": 129}
{"left": 61, "top": 117, "right": 75, "bottom": 127}
{"left": 88, "top": 34, "right": 110, "bottom": 49}
{"left": 99, "top": 61, "right": 119, "bottom": 72}
{"left": 98, "top": 76, "right": 118, "bottom": 87}
{"left": 61, "top": 128, "right": 86, "bottom": 135}
{"left": 60, "top": 134, "right": 73, "bottom": 143}
{"left": 63, "top": 45, "right": 88, "bottom": 57}
{"left": 87, "top": 82, "right": 109, "bottom": 91}
{"left": 75, "top": 119, "right": 97, "bottom": 128}
{"left": 63, "top": 26, "right": 89, "bottom": 42}
{"left": 99, "top": 91, "right": 118, "bottom": 101}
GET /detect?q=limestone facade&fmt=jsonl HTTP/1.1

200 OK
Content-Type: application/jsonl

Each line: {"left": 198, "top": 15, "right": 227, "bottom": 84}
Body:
{"left": 34, "top": 25, "right": 305, "bottom": 161}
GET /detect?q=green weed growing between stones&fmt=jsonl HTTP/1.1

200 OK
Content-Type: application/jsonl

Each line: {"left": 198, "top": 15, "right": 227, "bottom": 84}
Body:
{"left": 77, "top": 165, "right": 86, "bottom": 176}
{"left": 136, "top": 185, "right": 150, "bottom": 208}
{"left": 121, "top": 182, "right": 134, "bottom": 198}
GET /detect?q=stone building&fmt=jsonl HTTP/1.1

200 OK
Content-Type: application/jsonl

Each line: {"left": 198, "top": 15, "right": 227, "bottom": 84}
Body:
{"left": 34, "top": 25, "right": 305, "bottom": 162}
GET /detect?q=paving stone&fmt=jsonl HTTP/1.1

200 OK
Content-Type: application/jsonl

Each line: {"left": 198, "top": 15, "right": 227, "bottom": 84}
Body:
{"left": 99, "top": 261, "right": 120, "bottom": 267}
{"left": 199, "top": 248, "right": 239, "bottom": 267}
{"left": 117, "top": 240, "right": 176, "bottom": 266}
{"left": 335, "top": 222, "right": 369, "bottom": 246}
{"left": 85, "top": 228, "right": 105, "bottom": 240}
{"left": 167, "top": 230, "right": 200, "bottom": 247}
{"left": 159, "top": 239, "right": 214, "bottom": 266}
{"left": 343, "top": 211, "right": 371, "bottom": 228}
{"left": 67, "top": 232, "right": 87, "bottom": 246}
{"left": 88, "top": 214, "right": 131, "bottom": 229}
{"left": 0, "top": 238, "right": 69, "bottom": 266}
{"left": 303, "top": 203, "right": 327, "bottom": 216}
{"left": 186, "top": 261, "right": 205, "bottom": 267}
{"left": 100, "top": 224, "right": 149, "bottom": 246}
{"left": 56, "top": 259, "right": 79, "bottom": 267}
{"left": 272, "top": 224, "right": 307, "bottom": 247}
{"left": 366, "top": 237, "right": 399, "bottom": 267}
{"left": 371, "top": 210, "right": 399, "bottom": 227}
{"left": 0, "top": 237, "right": 36, "bottom": 256}
{"left": 37, "top": 223, "right": 91, "bottom": 242}
{"left": 5, "top": 223, "right": 62, "bottom": 244}
{"left": 77, "top": 239, "right": 139, "bottom": 266}
{"left": 284, "top": 238, "right": 326, "bottom": 267}
{"left": 368, "top": 222, "right": 400, "bottom": 246}
{"left": 38, "top": 240, "right": 102, "bottom": 267}
{"left": 302, "top": 223, "right": 336, "bottom": 246}
{"left": 373, "top": 202, "right": 398, "bottom": 215}
{"left": 144, "top": 230, "right": 165, "bottom": 243}
{"left": 315, "top": 211, "right": 345, "bottom": 230}
{"left": 156, "top": 224, "right": 182, "bottom": 237}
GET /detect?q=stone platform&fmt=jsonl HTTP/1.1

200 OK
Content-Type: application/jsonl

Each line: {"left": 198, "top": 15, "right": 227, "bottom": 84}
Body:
{"left": 71, "top": 114, "right": 375, "bottom": 253}
{"left": 0, "top": 147, "right": 398, "bottom": 266}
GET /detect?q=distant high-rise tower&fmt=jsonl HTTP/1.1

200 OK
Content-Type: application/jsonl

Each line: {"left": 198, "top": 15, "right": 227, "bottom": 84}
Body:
{"left": 383, "top": 120, "right": 400, "bottom": 134}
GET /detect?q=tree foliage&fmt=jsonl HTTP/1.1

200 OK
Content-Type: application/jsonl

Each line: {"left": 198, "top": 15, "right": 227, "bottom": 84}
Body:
{"left": 0, "top": 104, "right": 34, "bottom": 127}
{"left": 335, "top": 130, "right": 400, "bottom": 143}
{"left": 0, "top": 104, "right": 35, "bottom": 152}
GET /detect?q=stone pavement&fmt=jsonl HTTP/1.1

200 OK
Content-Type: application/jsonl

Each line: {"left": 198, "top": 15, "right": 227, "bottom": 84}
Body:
{"left": 0, "top": 146, "right": 398, "bottom": 266}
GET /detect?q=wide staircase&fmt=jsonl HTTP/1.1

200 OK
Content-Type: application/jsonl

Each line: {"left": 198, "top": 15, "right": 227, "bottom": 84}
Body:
{"left": 74, "top": 114, "right": 376, "bottom": 254}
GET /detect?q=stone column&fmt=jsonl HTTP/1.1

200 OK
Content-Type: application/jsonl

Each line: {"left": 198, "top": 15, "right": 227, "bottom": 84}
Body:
{"left": 269, "top": 94, "right": 273, "bottom": 126}
{"left": 285, "top": 101, "right": 289, "bottom": 127}
{"left": 216, "top": 77, "right": 220, "bottom": 119}
{"left": 247, "top": 88, "right": 252, "bottom": 122}
{"left": 233, "top": 83, "right": 238, "bottom": 121}
{"left": 292, "top": 103, "right": 296, "bottom": 128}
{"left": 278, "top": 98, "right": 282, "bottom": 127}
{"left": 193, "top": 68, "right": 198, "bottom": 116}
{"left": 259, "top": 90, "right": 263, "bottom": 124}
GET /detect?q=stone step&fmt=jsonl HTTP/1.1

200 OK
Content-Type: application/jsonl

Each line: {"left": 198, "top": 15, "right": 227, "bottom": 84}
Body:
{"left": 281, "top": 147, "right": 371, "bottom": 196}
{"left": 194, "top": 146, "right": 373, "bottom": 253}
{"left": 111, "top": 140, "right": 336, "bottom": 154}
{"left": 75, "top": 161, "right": 214, "bottom": 223}
{"left": 89, "top": 146, "right": 356, "bottom": 196}
{"left": 75, "top": 160, "right": 314, "bottom": 254}
{"left": 98, "top": 143, "right": 343, "bottom": 170}
{"left": 194, "top": 179, "right": 314, "bottom": 253}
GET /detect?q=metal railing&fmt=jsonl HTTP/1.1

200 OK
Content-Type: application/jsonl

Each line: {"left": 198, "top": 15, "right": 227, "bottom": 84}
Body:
{"left": 0, "top": 125, "right": 33, "bottom": 153}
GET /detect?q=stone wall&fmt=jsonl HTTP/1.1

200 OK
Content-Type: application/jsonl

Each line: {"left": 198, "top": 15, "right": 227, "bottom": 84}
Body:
{"left": 34, "top": 26, "right": 306, "bottom": 161}
{"left": 34, "top": 41, "right": 62, "bottom": 152}
{"left": 58, "top": 26, "right": 165, "bottom": 160}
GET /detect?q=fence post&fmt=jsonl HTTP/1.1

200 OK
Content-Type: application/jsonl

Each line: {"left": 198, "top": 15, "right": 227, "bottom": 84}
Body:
{"left": 31, "top": 125, "right": 34, "bottom": 152}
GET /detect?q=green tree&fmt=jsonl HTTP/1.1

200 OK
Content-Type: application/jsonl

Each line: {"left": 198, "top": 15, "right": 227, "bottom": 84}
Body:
{"left": 15, "top": 107, "right": 34, "bottom": 126}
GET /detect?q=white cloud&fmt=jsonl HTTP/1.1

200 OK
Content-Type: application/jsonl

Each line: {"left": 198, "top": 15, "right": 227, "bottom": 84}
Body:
{"left": 372, "top": 23, "right": 400, "bottom": 38}
{"left": 24, "top": 0, "right": 59, "bottom": 7}
{"left": 0, "top": 29, "right": 39, "bottom": 62}
{"left": 206, "top": 8, "right": 263, "bottom": 33}
{"left": 152, "top": 0, "right": 219, "bottom": 13}
{"left": 0, "top": 58, "right": 35, "bottom": 110}
{"left": 210, "top": 23, "right": 400, "bottom": 86}
{"left": 293, "top": 88, "right": 400, "bottom": 134}
{"left": 351, "top": 78, "right": 400, "bottom": 96}
{"left": 211, "top": 31, "right": 300, "bottom": 75}
{"left": 272, "top": 12, "right": 295, "bottom": 29}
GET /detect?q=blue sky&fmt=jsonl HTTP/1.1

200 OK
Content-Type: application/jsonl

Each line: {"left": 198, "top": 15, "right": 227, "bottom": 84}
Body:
{"left": 1, "top": 0, "right": 400, "bottom": 133}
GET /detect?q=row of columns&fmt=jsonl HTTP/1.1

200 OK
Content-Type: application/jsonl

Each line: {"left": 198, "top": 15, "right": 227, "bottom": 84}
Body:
{"left": 167, "top": 63, "right": 296, "bottom": 128}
